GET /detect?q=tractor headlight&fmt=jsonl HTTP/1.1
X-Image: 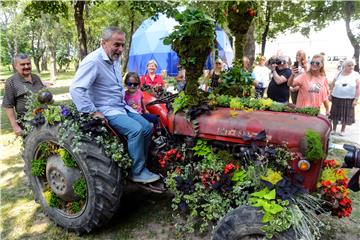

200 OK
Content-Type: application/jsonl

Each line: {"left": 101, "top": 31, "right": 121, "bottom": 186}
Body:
{"left": 298, "top": 159, "right": 311, "bottom": 171}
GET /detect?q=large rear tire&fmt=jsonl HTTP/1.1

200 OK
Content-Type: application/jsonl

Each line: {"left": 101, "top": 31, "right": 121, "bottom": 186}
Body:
{"left": 23, "top": 123, "right": 123, "bottom": 234}
{"left": 212, "top": 206, "right": 295, "bottom": 240}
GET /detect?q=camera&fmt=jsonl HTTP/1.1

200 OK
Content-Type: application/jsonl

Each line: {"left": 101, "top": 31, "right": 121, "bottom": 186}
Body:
{"left": 294, "top": 61, "right": 299, "bottom": 68}
{"left": 343, "top": 144, "right": 360, "bottom": 192}
{"left": 343, "top": 144, "right": 360, "bottom": 168}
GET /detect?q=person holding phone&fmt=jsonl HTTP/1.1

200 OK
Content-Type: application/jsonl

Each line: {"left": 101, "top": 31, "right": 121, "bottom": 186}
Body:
{"left": 290, "top": 50, "right": 309, "bottom": 104}
{"left": 288, "top": 54, "right": 330, "bottom": 113}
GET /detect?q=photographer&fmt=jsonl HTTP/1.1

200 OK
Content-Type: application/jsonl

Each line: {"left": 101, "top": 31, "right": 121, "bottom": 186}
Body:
{"left": 267, "top": 55, "right": 292, "bottom": 103}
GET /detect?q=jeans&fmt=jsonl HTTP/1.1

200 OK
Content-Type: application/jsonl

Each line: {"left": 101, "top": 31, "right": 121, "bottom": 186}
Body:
{"left": 106, "top": 111, "right": 152, "bottom": 175}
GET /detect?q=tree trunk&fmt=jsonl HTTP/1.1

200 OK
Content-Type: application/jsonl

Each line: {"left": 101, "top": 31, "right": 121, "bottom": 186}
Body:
{"left": 49, "top": 46, "right": 57, "bottom": 83}
{"left": 2, "top": 12, "right": 14, "bottom": 63}
{"left": 261, "top": 2, "right": 271, "bottom": 56}
{"left": 233, "top": 32, "right": 247, "bottom": 61}
{"left": 74, "top": 1, "right": 88, "bottom": 60}
{"left": 41, "top": 53, "right": 48, "bottom": 71}
{"left": 123, "top": 13, "right": 135, "bottom": 73}
{"left": 34, "top": 57, "right": 41, "bottom": 74}
{"left": 31, "top": 28, "right": 42, "bottom": 74}
{"left": 244, "top": 22, "right": 256, "bottom": 67}
{"left": 344, "top": 1, "right": 359, "bottom": 72}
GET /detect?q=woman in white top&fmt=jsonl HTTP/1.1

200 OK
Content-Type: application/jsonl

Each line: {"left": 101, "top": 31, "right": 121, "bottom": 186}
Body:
{"left": 252, "top": 56, "right": 271, "bottom": 98}
{"left": 329, "top": 59, "right": 360, "bottom": 136}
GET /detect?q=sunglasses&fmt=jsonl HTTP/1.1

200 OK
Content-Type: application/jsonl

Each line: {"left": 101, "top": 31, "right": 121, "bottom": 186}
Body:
{"left": 310, "top": 61, "right": 321, "bottom": 66}
{"left": 216, "top": 62, "right": 222, "bottom": 65}
{"left": 126, "top": 82, "right": 140, "bottom": 87}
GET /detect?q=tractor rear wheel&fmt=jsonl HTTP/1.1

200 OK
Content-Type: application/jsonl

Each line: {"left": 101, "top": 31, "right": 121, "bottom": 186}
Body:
{"left": 212, "top": 206, "right": 295, "bottom": 240}
{"left": 23, "top": 123, "right": 123, "bottom": 234}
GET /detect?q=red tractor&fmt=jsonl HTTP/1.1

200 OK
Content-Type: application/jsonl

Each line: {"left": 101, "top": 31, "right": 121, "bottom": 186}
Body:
{"left": 23, "top": 90, "right": 336, "bottom": 238}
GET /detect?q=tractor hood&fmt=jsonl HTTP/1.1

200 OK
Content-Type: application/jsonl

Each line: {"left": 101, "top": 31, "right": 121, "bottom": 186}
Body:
{"left": 169, "top": 108, "right": 331, "bottom": 151}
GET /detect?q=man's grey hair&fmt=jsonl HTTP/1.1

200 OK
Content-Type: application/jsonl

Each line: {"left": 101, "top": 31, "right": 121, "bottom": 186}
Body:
{"left": 12, "top": 53, "right": 29, "bottom": 66}
{"left": 101, "top": 27, "right": 125, "bottom": 41}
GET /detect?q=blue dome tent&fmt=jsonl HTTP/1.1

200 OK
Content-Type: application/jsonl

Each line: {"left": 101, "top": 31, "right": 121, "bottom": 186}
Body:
{"left": 127, "top": 14, "right": 234, "bottom": 76}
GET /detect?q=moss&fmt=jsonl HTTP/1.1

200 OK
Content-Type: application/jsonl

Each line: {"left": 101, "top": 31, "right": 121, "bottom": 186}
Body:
{"left": 31, "top": 158, "right": 47, "bottom": 176}
{"left": 69, "top": 201, "right": 82, "bottom": 213}
{"left": 73, "top": 177, "right": 87, "bottom": 199}
{"left": 305, "top": 130, "right": 325, "bottom": 161}
{"left": 58, "top": 148, "right": 77, "bottom": 168}
{"left": 44, "top": 190, "right": 60, "bottom": 208}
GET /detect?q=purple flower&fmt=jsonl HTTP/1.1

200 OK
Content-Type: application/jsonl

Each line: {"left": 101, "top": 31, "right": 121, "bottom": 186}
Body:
{"left": 60, "top": 105, "right": 71, "bottom": 117}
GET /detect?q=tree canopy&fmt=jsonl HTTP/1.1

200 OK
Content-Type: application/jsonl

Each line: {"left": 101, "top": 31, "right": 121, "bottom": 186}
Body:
{"left": 1, "top": 0, "right": 358, "bottom": 74}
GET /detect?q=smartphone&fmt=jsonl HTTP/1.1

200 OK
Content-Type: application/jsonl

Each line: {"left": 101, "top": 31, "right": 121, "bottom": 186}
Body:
{"left": 294, "top": 61, "right": 299, "bottom": 68}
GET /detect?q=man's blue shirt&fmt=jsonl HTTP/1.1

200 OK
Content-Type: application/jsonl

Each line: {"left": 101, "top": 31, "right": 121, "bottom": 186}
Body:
{"left": 70, "top": 47, "right": 136, "bottom": 116}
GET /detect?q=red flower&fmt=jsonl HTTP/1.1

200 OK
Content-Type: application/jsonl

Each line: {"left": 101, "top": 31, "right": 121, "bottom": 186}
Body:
{"left": 330, "top": 186, "right": 339, "bottom": 193}
{"left": 224, "top": 163, "right": 235, "bottom": 174}
{"left": 321, "top": 180, "right": 332, "bottom": 187}
{"left": 323, "top": 159, "right": 339, "bottom": 168}
{"left": 339, "top": 197, "right": 352, "bottom": 206}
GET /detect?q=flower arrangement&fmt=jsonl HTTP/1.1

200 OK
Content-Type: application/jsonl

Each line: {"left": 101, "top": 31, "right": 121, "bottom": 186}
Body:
{"left": 165, "top": 139, "right": 326, "bottom": 238}
{"left": 318, "top": 159, "right": 352, "bottom": 218}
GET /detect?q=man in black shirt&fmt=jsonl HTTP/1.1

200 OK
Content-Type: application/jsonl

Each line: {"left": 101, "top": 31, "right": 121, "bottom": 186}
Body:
{"left": 2, "top": 54, "right": 45, "bottom": 136}
{"left": 267, "top": 55, "right": 292, "bottom": 103}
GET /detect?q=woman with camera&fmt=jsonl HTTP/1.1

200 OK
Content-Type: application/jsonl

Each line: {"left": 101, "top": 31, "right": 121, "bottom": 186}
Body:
{"left": 267, "top": 55, "right": 292, "bottom": 103}
{"left": 329, "top": 59, "right": 360, "bottom": 136}
{"left": 287, "top": 54, "right": 330, "bottom": 114}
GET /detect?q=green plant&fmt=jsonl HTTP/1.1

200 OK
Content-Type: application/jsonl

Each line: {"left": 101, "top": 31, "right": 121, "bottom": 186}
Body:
{"left": 58, "top": 148, "right": 77, "bottom": 168}
{"left": 164, "top": 7, "right": 215, "bottom": 96}
{"left": 290, "top": 194, "right": 326, "bottom": 240}
{"left": 250, "top": 188, "right": 292, "bottom": 238}
{"left": 231, "top": 169, "right": 247, "bottom": 185}
{"left": 250, "top": 188, "right": 285, "bottom": 222}
{"left": 73, "top": 177, "right": 87, "bottom": 199}
{"left": 43, "top": 105, "right": 62, "bottom": 125}
{"left": 172, "top": 91, "right": 190, "bottom": 114}
{"left": 44, "top": 190, "right": 61, "bottom": 208}
{"left": 69, "top": 201, "right": 82, "bottom": 213}
{"left": 31, "top": 158, "right": 47, "bottom": 176}
{"left": 218, "top": 63, "right": 254, "bottom": 97}
{"left": 23, "top": 91, "right": 132, "bottom": 175}
{"left": 305, "top": 130, "right": 325, "bottom": 161}
{"left": 225, "top": 1, "right": 258, "bottom": 59}
{"left": 260, "top": 169, "right": 283, "bottom": 185}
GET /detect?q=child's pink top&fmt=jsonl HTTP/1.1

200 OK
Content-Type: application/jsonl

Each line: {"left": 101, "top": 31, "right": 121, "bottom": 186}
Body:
{"left": 293, "top": 72, "right": 329, "bottom": 108}
{"left": 125, "top": 89, "right": 144, "bottom": 113}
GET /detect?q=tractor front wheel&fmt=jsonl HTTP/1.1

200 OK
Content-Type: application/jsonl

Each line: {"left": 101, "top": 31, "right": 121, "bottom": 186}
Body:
{"left": 212, "top": 206, "right": 295, "bottom": 240}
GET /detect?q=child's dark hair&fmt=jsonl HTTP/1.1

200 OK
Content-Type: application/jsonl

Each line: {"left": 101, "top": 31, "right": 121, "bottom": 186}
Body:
{"left": 124, "top": 72, "right": 140, "bottom": 84}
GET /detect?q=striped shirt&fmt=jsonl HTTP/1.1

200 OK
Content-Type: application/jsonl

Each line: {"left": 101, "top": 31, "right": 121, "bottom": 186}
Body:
{"left": 2, "top": 73, "right": 45, "bottom": 117}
